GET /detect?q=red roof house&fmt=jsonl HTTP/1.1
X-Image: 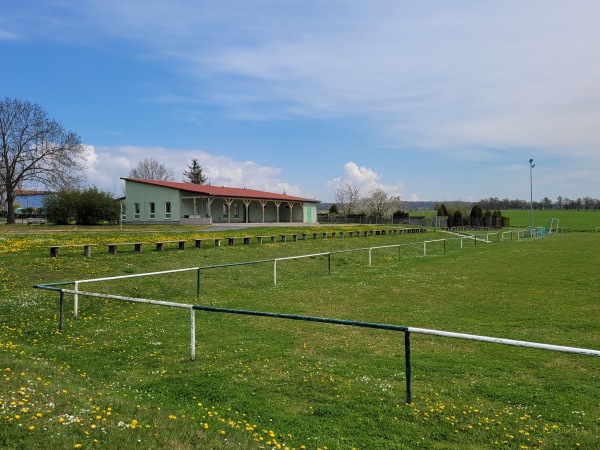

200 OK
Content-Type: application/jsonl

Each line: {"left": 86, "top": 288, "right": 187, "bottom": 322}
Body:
{"left": 122, "top": 178, "right": 320, "bottom": 225}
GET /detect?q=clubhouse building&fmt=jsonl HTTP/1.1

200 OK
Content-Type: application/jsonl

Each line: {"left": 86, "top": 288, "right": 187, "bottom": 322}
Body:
{"left": 122, "top": 178, "right": 320, "bottom": 225}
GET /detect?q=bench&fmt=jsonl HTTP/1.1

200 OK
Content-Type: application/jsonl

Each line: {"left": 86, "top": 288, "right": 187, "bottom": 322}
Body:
{"left": 47, "top": 244, "right": 97, "bottom": 258}
{"left": 256, "top": 236, "right": 276, "bottom": 244}
{"left": 107, "top": 242, "right": 145, "bottom": 254}
{"left": 193, "top": 239, "right": 204, "bottom": 248}
{"left": 155, "top": 240, "right": 186, "bottom": 251}
{"left": 27, "top": 218, "right": 46, "bottom": 225}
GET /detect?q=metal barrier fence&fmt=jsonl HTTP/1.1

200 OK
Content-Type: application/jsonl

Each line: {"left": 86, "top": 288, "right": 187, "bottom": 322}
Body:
{"left": 34, "top": 231, "right": 599, "bottom": 404}
{"left": 31, "top": 284, "right": 600, "bottom": 404}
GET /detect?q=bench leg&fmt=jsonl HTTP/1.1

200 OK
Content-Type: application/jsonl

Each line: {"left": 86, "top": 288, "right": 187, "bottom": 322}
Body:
{"left": 156, "top": 243, "right": 164, "bottom": 251}
{"left": 83, "top": 246, "right": 92, "bottom": 257}
{"left": 109, "top": 245, "right": 117, "bottom": 254}
{"left": 135, "top": 244, "right": 143, "bottom": 252}
{"left": 195, "top": 240, "right": 203, "bottom": 248}
{"left": 50, "top": 247, "right": 58, "bottom": 257}
{"left": 178, "top": 241, "right": 186, "bottom": 250}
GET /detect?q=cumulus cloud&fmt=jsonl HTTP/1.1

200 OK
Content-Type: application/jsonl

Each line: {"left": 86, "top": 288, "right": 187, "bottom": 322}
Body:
{"left": 83, "top": 145, "right": 303, "bottom": 197}
{"left": 328, "top": 161, "right": 405, "bottom": 199}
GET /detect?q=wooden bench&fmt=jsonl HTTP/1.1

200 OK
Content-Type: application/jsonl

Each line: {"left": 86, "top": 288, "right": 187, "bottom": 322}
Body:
{"left": 227, "top": 237, "right": 252, "bottom": 246}
{"left": 155, "top": 240, "right": 186, "bottom": 251}
{"left": 256, "top": 236, "right": 276, "bottom": 244}
{"left": 107, "top": 242, "right": 145, "bottom": 254}
{"left": 47, "top": 244, "right": 97, "bottom": 258}
{"left": 27, "top": 218, "right": 46, "bottom": 225}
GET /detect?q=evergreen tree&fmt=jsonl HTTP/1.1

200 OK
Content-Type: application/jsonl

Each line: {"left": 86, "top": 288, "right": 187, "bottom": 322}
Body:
{"left": 183, "top": 158, "right": 207, "bottom": 184}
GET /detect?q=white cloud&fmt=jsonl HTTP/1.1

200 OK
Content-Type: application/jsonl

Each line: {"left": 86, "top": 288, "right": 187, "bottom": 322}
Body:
{"left": 83, "top": 145, "right": 303, "bottom": 197}
{"left": 328, "top": 161, "right": 405, "bottom": 199}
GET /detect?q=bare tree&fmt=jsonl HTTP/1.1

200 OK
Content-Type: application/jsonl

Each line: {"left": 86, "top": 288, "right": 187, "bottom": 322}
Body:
{"left": 183, "top": 158, "right": 207, "bottom": 184}
{"left": 0, "top": 98, "right": 86, "bottom": 224}
{"left": 128, "top": 158, "right": 175, "bottom": 181}
{"left": 334, "top": 181, "right": 360, "bottom": 215}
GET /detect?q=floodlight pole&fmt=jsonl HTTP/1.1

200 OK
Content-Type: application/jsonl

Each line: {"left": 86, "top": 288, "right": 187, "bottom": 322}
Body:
{"left": 529, "top": 159, "right": 535, "bottom": 230}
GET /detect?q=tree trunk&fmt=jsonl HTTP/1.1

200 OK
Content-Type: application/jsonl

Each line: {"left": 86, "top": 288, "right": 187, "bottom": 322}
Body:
{"left": 6, "top": 188, "right": 15, "bottom": 224}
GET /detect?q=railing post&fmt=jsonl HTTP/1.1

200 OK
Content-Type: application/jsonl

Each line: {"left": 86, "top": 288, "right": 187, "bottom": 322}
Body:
{"left": 190, "top": 308, "right": 196, "bottom": 361}
{"left": 423, "top": 241, "right": 426, "bottom": 257}
{"left": 273, "top": 259, "right": 277, "bottom": 287}
{"left": 368, "top": 248, "right": 372, "bottom": 267}
{"left": 59, "top": 290, "right": 64, "bottom": 332}
{"left": 405, "top": 331, "right": 412, "bottom": 404}
{"left": 444, "top": 239, "right": 446, "bottom": 254}
{"left": 74, "top": 281, "right": 79, "bottom": 319}
{"left": 196, "top": 268, "right": 201, "bottom": 301}
{"left": 328, "top": 253, "right": 331, "bottom": 275}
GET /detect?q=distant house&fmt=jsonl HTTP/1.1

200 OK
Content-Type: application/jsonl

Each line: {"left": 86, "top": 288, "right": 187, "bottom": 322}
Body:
{"left": 122, "top": 178, "right": 320, "bottom": 225}
{"left": 14, "top": 189, "right": 54, "bottom": 209}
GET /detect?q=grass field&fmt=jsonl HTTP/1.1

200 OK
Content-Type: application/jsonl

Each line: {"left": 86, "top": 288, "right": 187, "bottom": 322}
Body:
{"left": 1, "top": 224, "right": 599, "bottom": 449}
{"left": 504, "top": 209, "right": 600, "bottom": 231}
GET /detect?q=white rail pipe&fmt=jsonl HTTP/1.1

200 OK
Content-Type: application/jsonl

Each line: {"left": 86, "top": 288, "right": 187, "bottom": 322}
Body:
{"left": 408, "top": 327, "right": 600, "bottom": 356}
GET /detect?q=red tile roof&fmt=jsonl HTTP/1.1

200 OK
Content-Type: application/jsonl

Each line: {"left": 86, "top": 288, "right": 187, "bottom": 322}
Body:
{"left": 122, "top": 178, "right": 319, "bottom": 203}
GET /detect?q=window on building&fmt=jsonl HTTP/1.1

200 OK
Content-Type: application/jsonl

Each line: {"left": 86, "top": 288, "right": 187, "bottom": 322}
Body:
{"left": 134, "top": 203, "right": 140, "bottom": 220}
{"left": 165, "top": 201, "right": 171, "bottom": 220}
{"left": 233, "top": 203, "right": 239, "bottom": 219}
{"left": 149, "top": 202, "right": 156, "bottom": 219}
{"left": 223, "top": 203, "right": 228, "bottom": 217}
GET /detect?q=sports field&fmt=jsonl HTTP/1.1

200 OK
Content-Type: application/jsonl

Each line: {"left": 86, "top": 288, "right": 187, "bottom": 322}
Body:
{"left": 1, "top": 225, "right": 598, "bottom": 449}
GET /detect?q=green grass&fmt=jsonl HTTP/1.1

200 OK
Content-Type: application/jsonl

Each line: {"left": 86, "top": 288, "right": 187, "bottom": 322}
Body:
{"left": 1, "top": 225, "right": 599, "bottom": 449}
{"left": 504, "top": 209, "right": 600, "bottom": 230}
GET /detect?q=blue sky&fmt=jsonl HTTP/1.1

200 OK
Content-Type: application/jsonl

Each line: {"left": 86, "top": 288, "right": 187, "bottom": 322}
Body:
{"left": 2, "top": 1, "right": 599, "bottom": 203}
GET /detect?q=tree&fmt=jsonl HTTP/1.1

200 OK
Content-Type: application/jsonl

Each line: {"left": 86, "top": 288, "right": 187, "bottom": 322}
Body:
{"left": 329, "top": 204, "right": 339, "bottom": 215}
{"left": 183, "top": 158, "right": 207, "bottom": 184}
{"left": 0, "top": 98, "right": 86, "bottom": 224}
{"left": 334, "top": 181, "right": 360, "bottom": 216}
{"left": 128, "top": 158, "right": 174, "bottom": 181}
{"left": 44, "top": 187, "right": 120, "bottom": 225}
{"left": 435, "top": 203, "right": 448, "bottom": 217}
{"left": 360, "top": 187, "right": 402, "bottom": 219}
{"left": 470, "top": 204, "right": 483, "bottom": 227}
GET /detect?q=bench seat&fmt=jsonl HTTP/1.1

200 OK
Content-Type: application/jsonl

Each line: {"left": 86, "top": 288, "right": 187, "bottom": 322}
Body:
{"left": 155, "top": 240, "right": 186, "bottom": 251}
{"left": 107, "top": 242, "right": 145, "bottom": 254}
{"left": 46, "top": 244, "right": 97, "bottom": 257}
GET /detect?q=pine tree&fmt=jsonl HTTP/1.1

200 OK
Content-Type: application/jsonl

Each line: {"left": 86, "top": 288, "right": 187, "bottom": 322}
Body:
{"left": 183, "top": 159, "right": 207, "bottom": 184}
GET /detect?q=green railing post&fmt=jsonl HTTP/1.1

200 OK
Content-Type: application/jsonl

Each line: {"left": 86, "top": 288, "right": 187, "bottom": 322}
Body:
{"left": 405, "top": 331, "right": 412, "bottom": 404}
{"left": 196, "top": 268, "right": 201, "bottom": 301}
{"left": 328, "top": 253, "right": 331, "bottom": 275}
{"left": 59, "top": 290, "right": 64, "bottom": 332}
{"left": 444, "top": 239, "right": 446, "bottom": 254}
